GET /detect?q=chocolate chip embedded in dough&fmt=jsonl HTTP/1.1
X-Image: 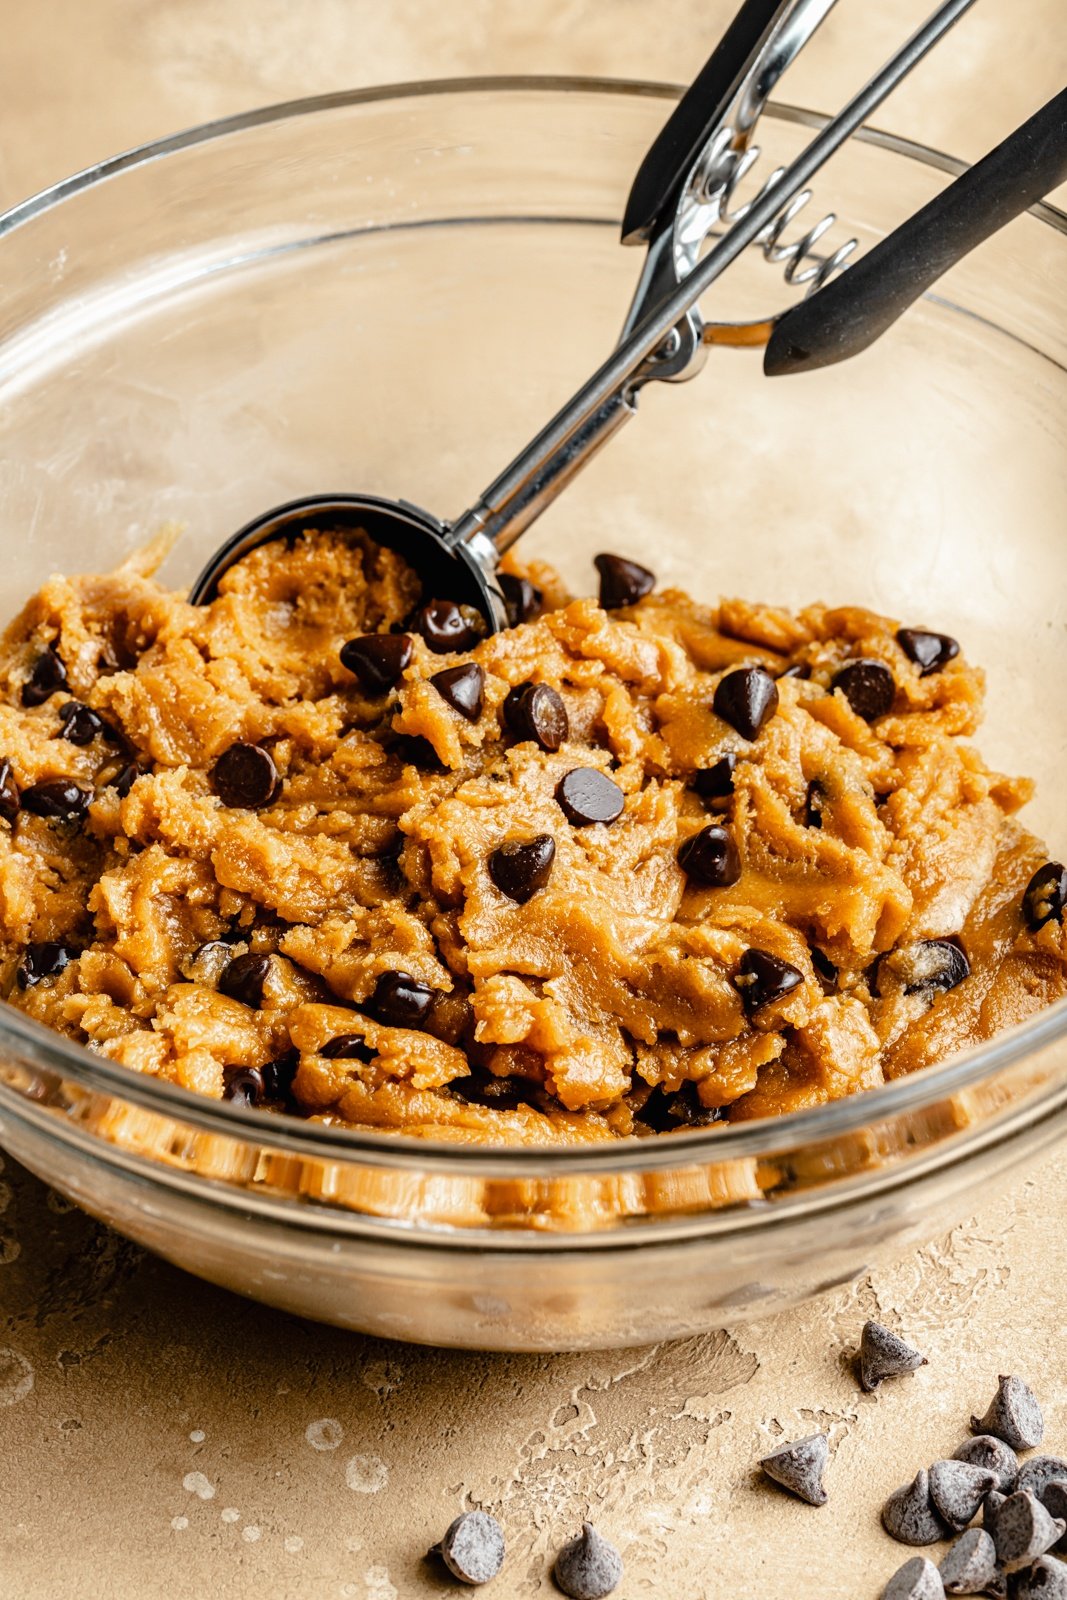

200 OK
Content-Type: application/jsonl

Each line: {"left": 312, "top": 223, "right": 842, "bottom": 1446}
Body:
{"left": 556, "top": 768, "right": 624, "bottom": 827}
{"left": 593, "top": 553, "right": 655, "bottom": 610}
{"left": 811, "top": 948, "right": 839, "bottom": 997}
{"left": 897, "top": 939, "right": 971, "bottom": 996}
{"left": 734, "top": 949, "right": 804, "bottom": 1015}
{"left": 111, "top": 762, "right": 143, "bottom": 799}
{"left": 0, "top": 759, "right": 20, "bottom": 824}
{"left": 218, "top": 952, "right": 272, "bottom": 1010}
{"left": 431, "top": 663, "right": 485, "bottom": 722}
{"left": 552, "top": 1522, "right": 624, "bottom": 1599}
{"left": 897, "top": 627, "right": 960, "bottom": 676}
{"left": 211, "top": 742, "right": 281, "bottom": 810}
{"left": 713, "top": 666, "right": 779, "bottom": 741}
{"left": 693, "top": 753, "right": 737, "bottom": 804}
{"left": 498, "top": 573, "right": 543, "bottom": 628}
{"left": 678, "top": 825, "right": 741, "bottom": 888}
{"left": 222, "top": 1066, "right": 266, "bottom": 1108}
{"left": 1023, "top": 863, "right": 1067, "bottom": 932}
{"left": 16, "top": 941, "right": 77, "bottom": 990}
{"left": 366, "top": 970, "right": 436, "bottom": 1030}
{"left": 58, "top": 701, "right": 118, "bottom": 746}
{"left": 20, "top": 778, "right": 92, "bottom": 822}
{"left": 319, "top": 1034, "right": 375, "bottom": 1062}
{"left": 261, "top": 1049, "right": 300, "bottom": 1099}
{"left": 488, "top": 835, "right": 556, "bottom": 904}
{"left": 339, "top": 633, "right": 413, "bottom": 693}
{"left": 21, "top": 646, "right": 68, "bottom": 707}
{"left": 760, "top": 1433, "right": 829, "bottom": 1506}
{"left": 831, "top": 658, "right": 896, "bottom": 721}
{"left": 501, "top": 683, "right": 568, "bottom": 751}
{"left": 415, "top": 599, "right": 485, "bottom": 654}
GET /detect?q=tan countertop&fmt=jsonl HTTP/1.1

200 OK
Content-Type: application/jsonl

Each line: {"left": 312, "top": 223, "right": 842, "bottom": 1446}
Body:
{"left": 2, "top": 4, "right": 1066, "bottom": 1598}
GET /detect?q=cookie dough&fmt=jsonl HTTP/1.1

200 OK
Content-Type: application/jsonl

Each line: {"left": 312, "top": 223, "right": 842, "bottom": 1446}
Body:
{"left": 1, "top": 529, "right": 1064, "bottom": 1145}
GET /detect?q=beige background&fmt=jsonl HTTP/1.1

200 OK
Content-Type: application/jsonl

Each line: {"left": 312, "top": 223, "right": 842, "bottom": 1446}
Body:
{"left": 1, "top": 4, "right": 1066, "bottom": 1598}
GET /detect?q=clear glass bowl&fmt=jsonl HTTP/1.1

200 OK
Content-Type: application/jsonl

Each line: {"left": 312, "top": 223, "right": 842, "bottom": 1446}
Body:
{"left": 1, "top": 80, "right": 1065, "bottom": 1351}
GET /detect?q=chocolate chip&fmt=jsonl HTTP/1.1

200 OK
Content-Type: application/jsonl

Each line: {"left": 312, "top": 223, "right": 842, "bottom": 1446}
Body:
{"left": 635, "top": 1081, "right": 726, "bottom": 1132}
{"left": 553, "top": 1523, "right": 623, "bottom": 1599}
{"left": 939, "top": 1528, "right": 998, "bottom": 1594}
{"left": 320, "top": 1033, "right": 374, "bottom": 1061}
{"left": 678, "top": 825, "right": 741, "bottom": 887}
{"left": 779, "top": 662, "right": 812, "bottom": 681}
{"left": 111, "top": 762, "right": 143, "bottom": 799}
{"left": 415, "top": 599, "right": 485, "bottom": 654}
{"left": 489, "top": 835, "right": 556, "bottom": 904}
{"left": 0, "top": 759, "right": 19, "bottom": 824}
{"left": 972, "top": 1376, "right": 1045, "bottom": 1452}
{"left": 16, "top": 941, "right": 77, "bottom": 989}
{"left": 930, "top": 1460, "right": 998, "bottom": 1531}
{"left": 859, "top": 1320, "right": 928, "bottom": 1391}
{"left": 1019, "top": 1460, "right": 1067, "bottom": 1504}
{"left": 499, "top": 573, "right": 543, "bottom": 628}
{"left": 760, "top": 1433, "right": 829, "bottom": 1506}
{"left": 593, "top": 553, "right": 655, "bottom": 610}
{"left": 804, "top": 779, "right": 825, "bottom": 829}
{"left": 953, "top": 1437, "right": 1019, "bottom": 1495}
{"left": 388, "top": 734, "right": 447, "bottom": 773}
{"left": 436, "top": 1509, "right": 505, "bottom": 1586}
{"left": 1044, "top": 1481, "right": 1067, "bottom": 1526}
{"left": 811, "top": 947, "right": 839, "bottom": 996}
{"left": 896, "top": 939, "right": 971, "bottom": 996}
{"left": 20, "top": 779, "right": 92, "bottom": 822}
{"left": 58, "top": 701, "right": 116, "bottom": 746}
{"left": 883, "top": 1469, "right": 951, "bottom": 1546}
{"left": 366, "top": 970, "right": 436, "bottom": 1030}
{"left": 713, "top": 666, "right": 779, "bottom": 741}
{"left": 501, "top": 682, "right": 569, "bottom": 751}
{"left": 21, "top": 647, "right": 68, "bottom": 707}
{"left": 262, "top": 1048, "right": 300, "bottom": 1099}
{"left": 832, "top": 658, "right": 896, "bottom": 721}
{"left": 693, "top": 754, "right": 737, "bottom": 803}
{"left": 1023, "top": 863, "right": 1067, "bottom": 932}
{"left": 1014, "top": 1557, "right": 1067, "bottom": 1599}
{"left": 897, "top": 628, "right": 960, "bottom": 676}
{"left": 222, "top": 1066, "right": 265, "bottom": 1108}
{"left": 340, "top": 633, "right": 413, "bottom": 693}
{"left": 451, "top": 1071, "right": 528, "bottom": 1111}
{"left": 431, "top": 663, "right": 484, "bottom": 722}
{"left": 993, "top": 1491, "right": 1065, "bottom": 1572}
{"left": 425, "top": 992, "right": 474, "bottom": 1049}
{"left": 734, "top": 949, "right": 804, "bottom": 1014}
{"left": 212, "top": 742, "right": 281, "bottom": 809}
{"left": 218, "top": 952, "right": 272, "bottom": 1009}
{"left": 556, "top": 768, "right": 624, "bottom": 827}
{"left": 984, "top": 1490, "right": 1008, "bottom": 1534}
{"left": 882, "top": 1556, "right": 945, "bottom": 1600}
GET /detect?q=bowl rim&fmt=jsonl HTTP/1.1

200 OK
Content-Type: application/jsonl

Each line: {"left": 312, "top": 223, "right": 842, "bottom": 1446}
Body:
{"left": 1, "top": 74, "right": 1065, "bottom": 1175}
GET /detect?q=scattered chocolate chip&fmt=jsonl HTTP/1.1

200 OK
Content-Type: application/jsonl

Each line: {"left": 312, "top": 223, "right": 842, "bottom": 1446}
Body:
{"left": 1042, "top": 1481, "right": 1067, "bottom": 1526}
{"left": 1014, "top": 1557, "right": 1067, "bottom": 1600}
{"left": 20, "top": 779, "right": 92, "bottom": 822}
{"left": 211, "top": 742, "right": 281, "bottom": 810}
{"left": 489, "top": 835, "right": 556, "bottom": 904}
{"left": 366, "top": 970, "right": 436, "bottom": 1030}
{"left": 882, "top": 1556, "right": 946, "bottom": 1600}
{"left": 804, "top": 778, "right": 826, "bottom": 829}
{"left": 320, "top": 1034, "right": 375, "bottom": 1061}
{"left": 897, "top": 628, "right": 960, "bottom": 676}
{"left": 340, "top": 633, "right": 413, "bottom": 693}
{"left": 972, "top": 1377, "right": 1045, "bottom": 1452}
{"left": 760, "top": 1433, "right": 829, "bottom": 1506}
{"left": 779, "top": 662, "right": 812, "bottom": 681}
{"left": 111, "top": 762, "right": 143, "bottom": 799}
{"left": 734, "top": 949, "right": 804, "bottom": 1015}
{"left": 930, "top": 1460, "right": 997, "bottom": 1531}
{"left": 502, "top": 682, "right": 569, "bottom": 751}
{"left": 832, "top": 658, "right": 896, "bottom": 721}
{"left": 0, "top": 759, "right": 20, "bottom": 824}
{"left": 431, "top": 663, "right": 485, "bottom": 722}
{"left": 58, "top": 701, "right": 116, "bottom": 746}
{"left": 415, "top": 599, "right": 485, "bottom": 654}
{"left": 811, "top": 947, "right": 839, "bottom": 996}
{"left": 993, "top": 1491, "right": 1065, "bottom": 1572}
{"left": 222, "top": 1066, "right": 265, "bottom": 1108}
{"left": 678, "top": 825, "right": 741, "bottom": 887}
{"left": 498, "top": 573, "right": 543, "bottom": 628}
{"left": 713, "top": 666, "right": 779, "bottom": 741}
{"left": 556, "top": 768, "right": 624, "bottom": 827}
{"left": 983, "top": 1490, "right": 1007, "bottom": 1534}
{"left": 451, "top": 1071, "right": 528, "bottom": 1111}
{"left": 218, "top": 952, "right": 272, "bottom": 1009}
{"left": 262, "top": 1049, "right": 300, "bottom": 1099}
{"left": 693, "top": 754, "right": 737, "bottom": 804}
{"left": 21, "top": 647, "right": 68, "bottom": 707}
{"left": 939, "top": 1528, "right": 998, "bottom": 1594}
{"left": 954, "top": 1437, "right": 1019, "bottom": 1495}
{"left": 594, "top": 552, "right": 655, "bottom": 610}
{"left": 553, "top": 1523, "right": 623, "bottom": 1599}
{"left": 1023, "top": 863, "right": 1067, "bottom": 933}
{"left": 1019, "top": 1460, "right": 1067, "bottom": 1504}
{"left": 16, "top": 941, "right": 77, "bottom": 989}
{"left": 859, "top": 1320, "right": 928, "bottom": 1392}
{"left": 436, "top": 1509, "right": 505, "bottom": 1586}
{"left": 898, "top": 939, "right": 971, "bottom": 996}
{"left": 635, "top": 1081, "right": 726, "bottom": 1133}
{"left": 883, "top": 1470, "right": 951, "bottom": 1546}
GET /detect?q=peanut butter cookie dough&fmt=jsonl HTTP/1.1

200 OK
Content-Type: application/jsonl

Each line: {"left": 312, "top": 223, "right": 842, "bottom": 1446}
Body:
{"left": 1, "top": 529, "right": 1064, "bottom": 1145}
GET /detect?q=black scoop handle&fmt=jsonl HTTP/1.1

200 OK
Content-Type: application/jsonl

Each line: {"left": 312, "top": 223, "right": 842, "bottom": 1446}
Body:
{"left": 764, "top": 86, "right": 1067, "bottom": 376}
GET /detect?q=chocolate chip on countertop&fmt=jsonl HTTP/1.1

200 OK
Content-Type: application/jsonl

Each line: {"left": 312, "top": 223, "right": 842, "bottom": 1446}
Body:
{"left": 939, "top": 1528, "right": 998, "bottom": 1595}
{"left": 431, "top": 663, "right": 485, "bottom": 722}
{"left": 897, "top": 939, "right": 971, "bottom": 996}
{"left": 897, "top": 628, "right": 960, "bottom": 676}
{"left": 20, "top": 778, "right": 92, "bottom": 822}
{"left": 713, "top": 666, "right": 779, "bottom": 741}
{"left": 222, "top": 1066, "right": 266, "bottom": 1108}
{"left": 693, "top": 753, "right": 737, "bottom": 804}
{"left": 340, "top": 633, "right": 413, "bottom": 693}
{"left": 882, "top": 1556, "right": 945, "bottom": 1600}
{"left": 498, "top": 573, "right": 543, "bottom": 628}
{"left": 832, "top": 658, "right": 896, "bottom": 721}
{"left": 502, "top": 682, "right": 568, "bottom": 751}
{"left": 678, "top": 825, "right": 741, "bottom": 888}
{"left": 218, "top": 952, "right": 272, "bottom": 1010}
{"left": 553, "top": 1523, "right": 624, "bottom": 1599}
{"left": 261, "top": 1049, "right": 300, "bottom": 1099}
{"left": 804, "top": 778, "right": 825, "bottom": 829}
{"left": 734, "top": 949, "right": 804, "bottom": 1014}
{"left": 953, "top": 1436, "right": 1019, "bottom": 1495}
{"left": 760, "top": 1433, "right": 829, "bottom": 1506}
{"left": 929, "top": 1460, "right": 998, "bottom": 1531}
{"left": 211, "top": 742, "right": 281, "bottom": 810}
{"left": 993, "top": 1491, "right": 1065, "bottom": 1572}
{"left": 811, "top": 947, "right": 839, "bottom": 996}
{"left": 1023, "top": 863, "right": 1067, "bottom": 933}
{"left": 319, "top": 1033, "right": 375, "bottom": 1062}
{"left": 556, "top": 768, "right": 624, "bottom": 827}
{"left": 593, "top": 552, "right": 655, "bottom": 610}
{"left": 21, "top": 646, "right": 68, "bottom": 707}
{"left": 489, "top": 835, "right": 556, "bottom": 904}
{"left": 971, "top": 1376, "right": 1045, "bottom": 1452}
{"left": 415, "top": 599, "right": 485, "bottom": 654}
{"left": 883, "top": 1469, "right": 951, "bottom": 1546}
{"left": 366, "top": 970, "right": 436, "bottom": 1030}
{"left": 16, "top": 941, "right": 77, "bottom": 990}
{"left": 1019, "top": 1459, "right": 1067, "bottom": 1504}
{"left": 858, "top": 1320, "right": 928, "bottom": 1392}
{"left": 983, "top": 1489, "right": 1008, "bottom": 1534}
{"left": 1044, "top": 1480, "right": 1067, "bottom": 1524}
{"left": 58, "top": 701, "right": 117, "bottom": 746}
{"left": 0, "top": 759, "right": 20, "bottom": 824}
{"left": 1014, "top": 1557, "right": 1067, "bottom": 1600}
{"left": 435, "top": 1509, "right": 506, "bottom": 1586}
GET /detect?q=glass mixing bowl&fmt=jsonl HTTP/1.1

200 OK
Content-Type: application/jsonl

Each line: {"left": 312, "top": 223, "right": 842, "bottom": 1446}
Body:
{"left": 0, "top": 80, "right": 1065, "bottom": 1351}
